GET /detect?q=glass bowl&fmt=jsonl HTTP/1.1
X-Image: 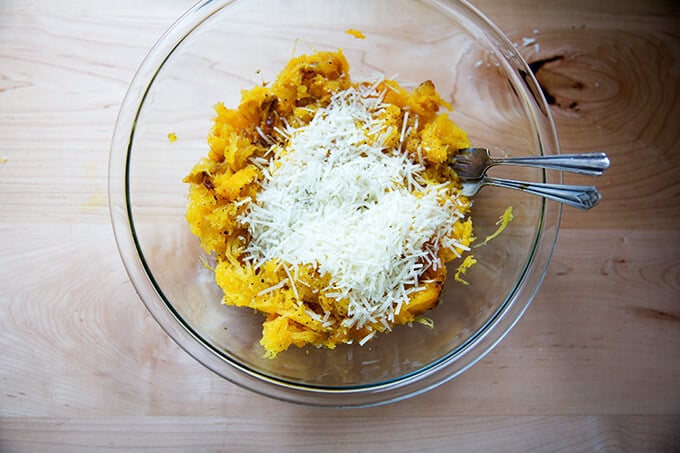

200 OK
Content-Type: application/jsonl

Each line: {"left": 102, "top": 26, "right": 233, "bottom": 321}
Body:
{"left": 109, "top": 0, "right": 561, "bottom": 407}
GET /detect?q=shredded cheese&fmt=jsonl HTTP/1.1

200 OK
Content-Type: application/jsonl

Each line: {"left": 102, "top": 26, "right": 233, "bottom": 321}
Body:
{"left": 256, "top": 278, "right": 289, "bottom": 297}
{"left": 240, "top": 82, "right": 467, "bottom": 330}
{"left": 522, "top": 37, "right": 536, "bottom": 47}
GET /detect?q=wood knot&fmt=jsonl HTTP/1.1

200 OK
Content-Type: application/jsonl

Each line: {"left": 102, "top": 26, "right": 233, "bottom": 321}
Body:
{"left": 528, "top": 54, "right": 586, "bottom": 111}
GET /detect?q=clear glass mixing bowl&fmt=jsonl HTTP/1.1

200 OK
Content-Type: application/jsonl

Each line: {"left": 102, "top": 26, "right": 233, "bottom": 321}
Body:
{"left": 109, "top": 0, "right": 561, "bottom": 407}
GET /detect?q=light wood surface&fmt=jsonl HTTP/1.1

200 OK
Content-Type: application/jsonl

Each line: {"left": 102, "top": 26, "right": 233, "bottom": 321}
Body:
{"left": 1, "top": 0, "right": 679, "bottom": 451}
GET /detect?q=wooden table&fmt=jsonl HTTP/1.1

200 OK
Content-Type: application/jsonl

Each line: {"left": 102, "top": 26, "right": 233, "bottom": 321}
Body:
{"left": 1, "top": 1, "right": 678, "bottom": 450}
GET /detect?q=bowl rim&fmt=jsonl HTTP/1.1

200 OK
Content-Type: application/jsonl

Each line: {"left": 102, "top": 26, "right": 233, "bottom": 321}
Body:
{"left": 108, "top": 0, "right": 562, "bottom": 407}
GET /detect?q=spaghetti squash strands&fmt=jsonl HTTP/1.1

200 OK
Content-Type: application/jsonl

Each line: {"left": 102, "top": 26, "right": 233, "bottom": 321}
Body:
{"left": 184, "top": 50, "right": 476, "bottom": 358}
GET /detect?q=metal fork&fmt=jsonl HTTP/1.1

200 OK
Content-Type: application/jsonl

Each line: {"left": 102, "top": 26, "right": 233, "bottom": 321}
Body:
{"left": 459, "top": 177, "right": 602, "bottom": 209}
{"left": 451, "top": 148, "right": 610, "bottom": 180}
{"left": 451, "top": 148, "right": 609, "bottom": 210}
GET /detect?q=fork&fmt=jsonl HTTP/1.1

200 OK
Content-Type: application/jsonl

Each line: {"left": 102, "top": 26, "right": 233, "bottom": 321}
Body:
{"left": 459, "top": 177, "right": 602, "bottom": 210}
{"left": 451, "top": 148, "right": 608, "bottom": 209}
{"left": 451, "top": 148, "right": 610, "bottom": 180}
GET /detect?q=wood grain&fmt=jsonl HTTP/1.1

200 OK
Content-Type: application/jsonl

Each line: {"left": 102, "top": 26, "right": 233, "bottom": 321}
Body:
{"left": 487, "top": 2, "right": 680, "bottom": 231}
{"left": 1, "top": 227, "right": 678, "bottom": 418}
{"left": 1, "top": 416, "right": 679, "bottom": 452}
{"left": 1, "top": 0, "right": 679, "bottom": 451}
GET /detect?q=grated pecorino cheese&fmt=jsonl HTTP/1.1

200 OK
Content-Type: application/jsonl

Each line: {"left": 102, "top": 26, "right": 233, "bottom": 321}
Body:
{"left": 240, "top": 82, "right": 467, "bottom": 330}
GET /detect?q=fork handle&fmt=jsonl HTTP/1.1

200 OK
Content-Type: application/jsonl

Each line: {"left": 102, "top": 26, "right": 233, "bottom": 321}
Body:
{"left": 494, "top": 153, "right": 610, "bottom": 176}
{"left": 482, "top": 177, "right": 602, "bottom": 209}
